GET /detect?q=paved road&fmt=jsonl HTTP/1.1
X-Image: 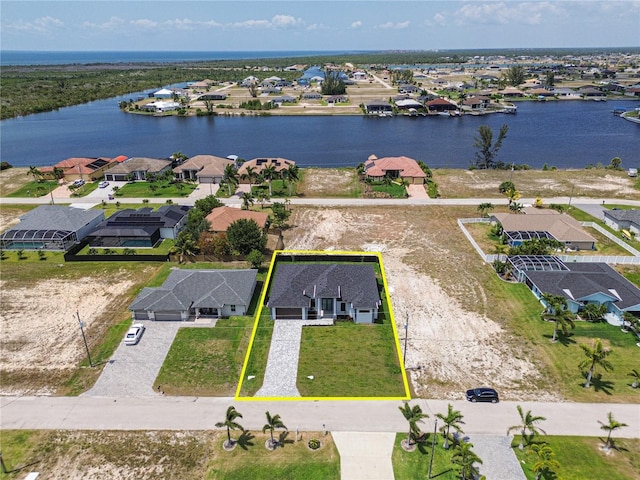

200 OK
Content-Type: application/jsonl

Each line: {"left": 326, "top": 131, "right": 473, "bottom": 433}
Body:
{"left": 2, "top": 396, "right": 638, "bottom": 438}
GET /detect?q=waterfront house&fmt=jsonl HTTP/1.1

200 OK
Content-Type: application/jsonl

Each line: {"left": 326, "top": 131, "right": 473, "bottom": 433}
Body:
{"left": 237, "top": 157, "right": 296, "bottom": 180}
{"left": 173, "top": 154, "right": 233, "bottom": 184}
{"left": 205, "top": 206, "right": 269, "bottom": 234}
{"left": 196, "top": 92, "right": 228, "bottom": 101}
{"left": 40, "top": 156, "right": 125, "bottom": 182}
{"left": 152, "top": 88, "right": 174, "bottom": 99}
{"left": 129, "top": 269, "right": 257, "bottom": 321}
{"left": 364, "top": 100, "right": 393, "bottom": 114}
{"left": 85, "top": 205, "right": 190, "bottom": 248}
{"left": 301, "top": 92, "right": 323, "bottom": 100}
{"left": 499, "top": 87, "right": 525, "bottom": 97}
{"left": 0, "top": 205, "right": 104, "bottom": 251}
{"left": 425, "top": 98, "right": 457, "bottom": 112}
{"left": 267, "top": 263, "right": 381, "bottom": 323}
{"left": 104, "top": 157, "right": 173, "bottom": 182}
{"left": 363, "top": 155, "right": 426, "bottom": 185}
{"left": 395, "top": 99, "right": 424, "bottom": 111}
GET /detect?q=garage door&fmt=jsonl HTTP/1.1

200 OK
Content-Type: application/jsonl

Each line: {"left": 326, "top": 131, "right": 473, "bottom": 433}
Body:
{"left": 154, "top": 311, "right": 183, "bottom": 321}
{"left": 275, "top": 308, "right": 302, "bottom": 320}
{"left": 132, "top": 310, "right": 150, "bottom": 320}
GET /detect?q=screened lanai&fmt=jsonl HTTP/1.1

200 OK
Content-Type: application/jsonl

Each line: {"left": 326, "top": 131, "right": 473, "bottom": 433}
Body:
{"left": 0, "top": 228, "right": 76, "bottom": 250}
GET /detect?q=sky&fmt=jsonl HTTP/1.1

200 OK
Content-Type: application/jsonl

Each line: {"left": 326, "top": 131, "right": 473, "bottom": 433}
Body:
{"left": 1, "top": 1, "right": 639, "bottom": 51}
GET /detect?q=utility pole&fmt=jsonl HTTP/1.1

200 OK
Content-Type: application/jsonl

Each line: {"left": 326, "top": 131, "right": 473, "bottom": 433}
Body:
{"left": 427, "top": 418, "right": 438, "bottom": 479}
{"left": 403, "top": 313, "right": 409, "bottom": 366}
{"left": 568, "top": 184, "right": 575, "bottom": 209}
{"left": 76, "top": 310, "right": 93, "bottom": 367}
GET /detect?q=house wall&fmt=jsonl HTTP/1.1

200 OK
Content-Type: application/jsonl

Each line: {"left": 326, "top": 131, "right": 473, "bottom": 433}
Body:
{"left": 355, "top": 308, "right": 376, "bottom": 324}
{"left": 221, "top": 304, "right": 247, "bottom": 317}
{"left": 76, "top": 213, "right": 106, "bottom": 241}
{"left": 603, "top": 215, "right": 625, "bottom": 231}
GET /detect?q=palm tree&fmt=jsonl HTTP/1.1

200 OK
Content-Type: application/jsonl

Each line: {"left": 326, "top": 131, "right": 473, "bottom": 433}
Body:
{"left": 598, "top": 412, "right": 628, "bottom": 450}
{"left": 579, "top": 338, "right": 614, "bottom": 388}
{"left": 172, "top": 232, "right": 198, "bottom": 264}
{"left": 241, "top": 165, "right": 257, "bottom": 192}
{"left": 262, "top": 411, "right": 287, "bottom": 449}
{"left": 507, "top": 405, "right": 547, "bottom": 450}
{"left": 451, "top": 439, "right": 483, "bottom": 480}
{"left": 477, "top": 202, "right": 494, "bottom": 218}
{"left": 628, "top": 368, "right": 640, "bottom": 388}
{"left": 223, "top": 164, "right": 239, "bottom": 196}
{"left": 262, "top": 164, "right": 279, "bottom": 197}
{"left": 581, "top": 303, "right": 607, "bottom": 322}
{"left": 215, "top": 406, "right": 244, "bottom": 448}
{"left": 436, "top": 403, "right": 465, "bottom": 449}
{"left": 28, "top": 166, "right": 42, "bottom": 183}
{"left": 240, "top": 191, "right": 254, "bottom": 210}
{"left": 398, "top": 402, "right": 429, "bottom": 446}
{"left": 530, "top": 443, "right": 560, "bottom": 480}
{"left": 540, "top": 293, "right": 575, "bottom": 342}
{"left": 285, "top": 164, "right": 300, "bottom": 197}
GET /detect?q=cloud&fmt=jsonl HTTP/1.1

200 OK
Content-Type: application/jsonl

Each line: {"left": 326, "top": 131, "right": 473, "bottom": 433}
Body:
{"left": 454, "top": 2, "right": 565, "bottom": 26}
{"left": 351, "top": 20, "right": 362, "bottom": 29}
{"left": 4, "top": 16, "right": 64, "bottom": 33}
{"left": 232, "top": 14, "right": 302, "bottom": 29}
{"left": 82, "top": 16, "right": 125, "bottom": 31}
{"left": 130, "top": 18, "right": 159, "bottom": 29}
{"left": 378, "top": 21, "right": 410, "bottom": 30}
{"left": 271, "top": 14, "right": 301, "bottom": 28}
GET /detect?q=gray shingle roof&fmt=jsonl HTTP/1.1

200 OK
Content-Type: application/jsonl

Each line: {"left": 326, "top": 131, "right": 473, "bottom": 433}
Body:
{"left": 16, "top": 205, "right": 104, "bottom": 231}
{"left": 525, "top": 262, "right": 640, "bottom": 310}
{"left": 129, "top": 269, "right": 257, "bottom": 312}
{"left": 267, "top": 264, "right": 380, "bottom": 309}
{"left": 604, "top": 209, "right": 640, "bottom": 225}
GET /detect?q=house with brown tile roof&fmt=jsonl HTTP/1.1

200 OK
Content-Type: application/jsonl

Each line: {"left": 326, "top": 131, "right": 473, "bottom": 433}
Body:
{"left": 492, "top": 209, "right": 596, "bottom": 250}
{"left": 205, "top": 206, "right": 270, "bottom": 234}
{"left": 173, "top": 155, "right": 234, "bottom": 184}
{"left": 236, "top": 157, "right": 296, "bottom": 181}
{"left": 363, "top": 155, "right": 426, "bottom": 185}
{"left": 40, "top": 157, "right": 120, "bottom": 181}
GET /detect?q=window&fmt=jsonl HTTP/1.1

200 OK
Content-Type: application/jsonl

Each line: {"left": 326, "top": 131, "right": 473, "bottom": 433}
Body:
{"left": 340, "top": 302, "right": 347, "bottom": 312}
{"left": 230, "top": 305, "right": 236, "bottom": 312}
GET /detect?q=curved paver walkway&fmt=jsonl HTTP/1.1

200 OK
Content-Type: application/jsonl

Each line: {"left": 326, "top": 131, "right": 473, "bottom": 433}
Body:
{"left": 255, "top": 318, "right": 334, "bottom": 398}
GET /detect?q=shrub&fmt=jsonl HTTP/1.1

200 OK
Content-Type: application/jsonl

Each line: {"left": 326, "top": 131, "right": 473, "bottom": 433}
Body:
{"left": 308, "top": 439, "right": 321, "bottom": 450}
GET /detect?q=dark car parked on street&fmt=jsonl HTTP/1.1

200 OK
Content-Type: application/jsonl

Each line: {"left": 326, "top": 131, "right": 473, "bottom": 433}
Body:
{"left": 466, "top": 387, "right": 499, "bottom": 403}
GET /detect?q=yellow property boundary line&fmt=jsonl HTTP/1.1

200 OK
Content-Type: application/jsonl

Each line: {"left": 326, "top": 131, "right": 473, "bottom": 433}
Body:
{"left": 235, "top": 249, "right": 411, "bottom": 401}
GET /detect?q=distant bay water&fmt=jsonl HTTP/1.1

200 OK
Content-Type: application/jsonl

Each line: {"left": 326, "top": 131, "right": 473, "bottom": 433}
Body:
{"left": 0, "top": 50, "right": 366, "bottom": 66}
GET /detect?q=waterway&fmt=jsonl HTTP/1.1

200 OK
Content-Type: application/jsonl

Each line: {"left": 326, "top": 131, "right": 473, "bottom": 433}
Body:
{"left": 1, "top": 94, "right": 638, "bottom": 169}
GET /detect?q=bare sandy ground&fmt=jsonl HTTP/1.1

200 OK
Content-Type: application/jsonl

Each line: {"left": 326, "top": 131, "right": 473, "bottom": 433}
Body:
{"left": 285, "top": 207, "right": 554, "bottom": 401}
{"left": 0, "top": 276, "right": 135, "bottom": 395}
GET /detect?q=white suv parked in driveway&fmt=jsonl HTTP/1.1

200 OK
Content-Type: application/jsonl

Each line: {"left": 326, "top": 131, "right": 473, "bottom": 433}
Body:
{"left": 73, "top": 179, "right": 85, "bottom": 187}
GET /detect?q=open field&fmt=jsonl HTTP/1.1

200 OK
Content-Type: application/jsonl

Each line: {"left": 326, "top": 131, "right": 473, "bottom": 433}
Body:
{"left": 297, "top": 168, "right": 361, "bottom": 198}
{"left": 0, "top": 429, "right": 339, "bottom": 480}
{"left": 433, "top": 168, "right": 640, "bottom": 200}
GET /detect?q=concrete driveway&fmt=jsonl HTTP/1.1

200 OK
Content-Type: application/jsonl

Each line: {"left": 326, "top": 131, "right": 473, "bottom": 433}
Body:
{"left": 83, "top": 320, "right": 181, "bottom": 398}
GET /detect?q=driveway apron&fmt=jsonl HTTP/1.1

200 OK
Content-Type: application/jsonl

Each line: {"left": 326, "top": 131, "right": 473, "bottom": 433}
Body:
{"left": 332, "top": 432, "right": 396, "bottom": 480}
{"left": 468, "top": 434, "right": 527, "bottom": 480}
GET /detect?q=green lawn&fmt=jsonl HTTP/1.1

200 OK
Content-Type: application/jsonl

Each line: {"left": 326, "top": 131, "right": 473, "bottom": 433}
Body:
{"left": 392, "top": 433, "right": 463, "bottom": 480}
{"left": 513, "top": 436, "right": 640, "bottom": 480}
{"left": 252, "top": 179, "right": 294, "bottom": 198}
{"left": 75, "top": 238, "right": 175, "bottom": 255}
{"left": 6, "top": 180, "right": 58, "bottom": 197}
{"left": 115, "top": 180, "right": 196, "bottom": 198}
{"left": 238, "top": 309, "right": 275, "bottom": 397}
{"left": 492, "top": 279, "right": 640, "bottom": 402}
{"left": 92, "top": 202, "right": 168, "bottom": 217}
{"left": 568, "top": 206, "right": 638, "bottom": 249}
{"left": 297, "top": 322, "right": 406, "bottom": 397}
{"left": 370, "top": 181, "right": 408, "bottom": 198}
{"left": 154, "top": 317, "right": 254, "bottom": 396}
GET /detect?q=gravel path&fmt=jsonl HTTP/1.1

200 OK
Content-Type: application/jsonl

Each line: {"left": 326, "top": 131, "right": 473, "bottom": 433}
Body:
{"left": 468, "top": 434, "right": 527, "bottom": 480}
{"left": 255, "top": 319, "right": 333, "bottom": 398}
{"left": 83, "top": 321, "right": 188, "bottom": 397}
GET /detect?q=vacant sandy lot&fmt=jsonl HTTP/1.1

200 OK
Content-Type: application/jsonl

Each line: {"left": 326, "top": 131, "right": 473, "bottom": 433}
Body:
{"left": 434, "top": 168, "right": 639, "bottom": 199}
{"left": 284, "top": 206, "right": 554, "bottom": 401}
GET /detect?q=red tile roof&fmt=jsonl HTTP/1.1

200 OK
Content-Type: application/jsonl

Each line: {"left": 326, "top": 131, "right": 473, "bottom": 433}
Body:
{"left": 205, "top": 206, "right": 269, "bottom": 232}
{"left": 364, "top": 156, "right": 426, "bottom": 179}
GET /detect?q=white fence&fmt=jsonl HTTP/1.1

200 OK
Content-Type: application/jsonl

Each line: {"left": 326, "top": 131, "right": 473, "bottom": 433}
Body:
{"left": 458, "top": 218, "right": 640, "bottom": 265}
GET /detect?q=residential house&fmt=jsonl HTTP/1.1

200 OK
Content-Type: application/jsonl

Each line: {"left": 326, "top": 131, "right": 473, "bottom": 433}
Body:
{"left": 603, "top": 209, "right": 640, "bottom": 236}
{"left": 104, "top": 157, "right": 173, "bottom": 181}
{"left": 173, "top": 155, "right": 234, "bottom": 184}
{"left": 206, "top": 206, "right": 270, "bottom": 234}
{"left": 85, "top": 205, "right": 190, "bottom": 248}
{"left": 364, "top": 100, "right": 393, "bottom": 114}
{"left": 0, "top": 205, "right": 104, "bottom": 251}
{"left": 237, "top": 157, "right": 296, "bottom": 181}
{"left": 492, "top": 209, "right": 596, "bottom": 250}
{"left": 267, "top": 263, "right": 381, "bottom": 323}
{"left": 40, "top": 156, "right": 126, "bottom": 182}
{"left": 395, "top": 99, "right": 424, "bottom": 111}
{"left": 425, "top": 98, "right": 457, "bottom": 112}
{"left": 152, "top": 88, "right": 174, "bottom": 99}
{"left": 511, "top": 256, "right": 640, "bottom": 324}
{"left": 461, "top": 96, "right": 490, "bottom": 110}
{"left": 197, "top": 92, "right": 228, "bottom": 101}
{"left": 363, "top": 155, "right": 426, "bottom": 185}
{"left": 140, "top": 101, "right": 180, "bottom": 113}
{"left": 129, "top": 269, "right": 257, "bottom": 321}
{"left": 301, "top": 92, "right": 323, "bottom": 100}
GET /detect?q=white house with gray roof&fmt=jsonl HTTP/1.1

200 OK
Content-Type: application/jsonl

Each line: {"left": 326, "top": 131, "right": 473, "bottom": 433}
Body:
{"left": 267, "top": 263, "right": 381, "bottom": 323}
{"left": 603, "top": 209, "right": 640, "bottom": 236}
{"left": 129, "top": 269, "right": 257, "bottom": 321}
{"left": 0, "top": 205, "right": 104, "bottom": 251}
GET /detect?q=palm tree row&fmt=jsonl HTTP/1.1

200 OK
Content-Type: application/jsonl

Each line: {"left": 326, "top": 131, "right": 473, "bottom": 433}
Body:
{"left": 216, "top": 406, "right": 288, "bottom": 450}
{"left": 227, "top": 163, "right": 300, "bottom": 198}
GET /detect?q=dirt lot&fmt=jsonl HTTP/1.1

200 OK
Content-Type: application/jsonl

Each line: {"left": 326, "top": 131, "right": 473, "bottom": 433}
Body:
{"left": 0, "top": 166, "right": 29, "bottom": 196}
{"left": 284, "top": 205, "right": 555, "bottom": 401}
{"left": 434, "top": 168, "right": 639, "bottom": 199}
